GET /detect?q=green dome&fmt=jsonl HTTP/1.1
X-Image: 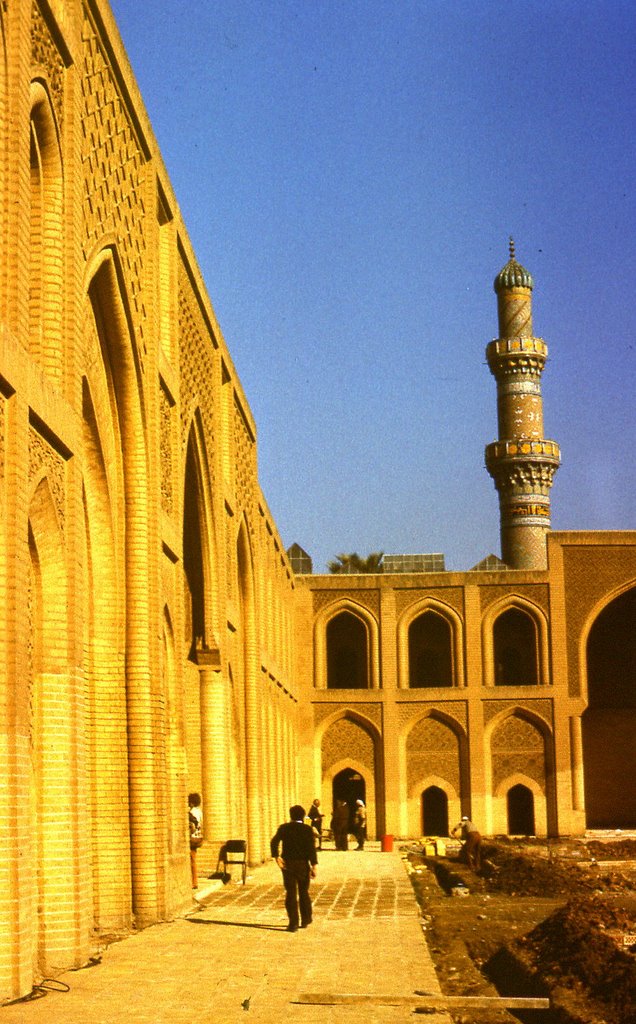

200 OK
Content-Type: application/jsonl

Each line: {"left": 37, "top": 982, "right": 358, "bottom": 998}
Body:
{"left": 493, "top": 238, "right": 534, "bottom": 292}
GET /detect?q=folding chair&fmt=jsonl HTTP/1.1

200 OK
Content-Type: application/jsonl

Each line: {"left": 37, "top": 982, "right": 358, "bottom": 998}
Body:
{"left": 216, "top": 839, "right": 247, "bottom": 884}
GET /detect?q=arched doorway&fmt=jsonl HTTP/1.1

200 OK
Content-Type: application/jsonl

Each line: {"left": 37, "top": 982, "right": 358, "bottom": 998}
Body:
{"left": 507, "top": 784, "right": 535, "bottom": 835}
{"left": 583, "top": 588, "right": 636, "bottom": 828}
{"left": 422, "top": 786, "right": 449, "bottom": 836}
{"left": 332, "top": 768, "right": 366, "bottom": 832}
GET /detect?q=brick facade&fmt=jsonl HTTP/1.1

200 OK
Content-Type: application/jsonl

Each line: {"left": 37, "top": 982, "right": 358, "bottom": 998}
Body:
{"left": 1, "top": 0, "right": 635, "bottom": 1005}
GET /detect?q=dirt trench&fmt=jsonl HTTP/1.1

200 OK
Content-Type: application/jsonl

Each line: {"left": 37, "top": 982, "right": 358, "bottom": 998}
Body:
{"left": 407, "top": 837, "right": 636, "bottom": 1024}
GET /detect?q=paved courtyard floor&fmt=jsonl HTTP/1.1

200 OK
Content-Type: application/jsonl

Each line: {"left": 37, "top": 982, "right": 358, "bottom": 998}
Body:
{"left": 1, "top": 844, "right": 451, "bottom": 1024}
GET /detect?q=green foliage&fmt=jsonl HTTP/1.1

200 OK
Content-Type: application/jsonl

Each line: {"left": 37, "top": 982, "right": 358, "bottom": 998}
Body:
{"left": 327, "top": 552, "right": 384, "bottom": 574}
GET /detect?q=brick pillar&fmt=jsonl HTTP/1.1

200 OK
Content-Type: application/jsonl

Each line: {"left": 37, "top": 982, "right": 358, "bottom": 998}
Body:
{"left": 198, "top": 648, "right": 230, "bottom": 840}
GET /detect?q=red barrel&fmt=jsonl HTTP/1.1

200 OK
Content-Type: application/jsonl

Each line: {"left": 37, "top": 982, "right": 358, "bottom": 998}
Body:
{"left": 381, "top": 834, "right": 393, "bottom": 852}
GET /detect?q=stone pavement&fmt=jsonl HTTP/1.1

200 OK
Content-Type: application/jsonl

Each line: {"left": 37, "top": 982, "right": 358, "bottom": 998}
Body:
{"left": 1, "top": 844, "right": 451, "bottom": 1024}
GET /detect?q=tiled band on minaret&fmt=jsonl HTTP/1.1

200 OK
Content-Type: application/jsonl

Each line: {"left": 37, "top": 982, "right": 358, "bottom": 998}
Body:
{"left": 485, "top": 241, "right": 560, "bottom": 569}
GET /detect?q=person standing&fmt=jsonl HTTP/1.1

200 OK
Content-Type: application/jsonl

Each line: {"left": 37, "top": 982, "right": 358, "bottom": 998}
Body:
{"left": 451, "top": 815, "right": 482, "bottom": 871}
{"left": 331, "top": 799, "right": 349, "bottom": 851}
{"left": 308, "top": 798, "right": 324, "bottom": 849}
{"left": 353, "top": 799, "right": 367, "bottom": 850}
{"left": 188, "top": 792, "right": 203, "bottom": 889}
{"left": 270, "top": 805, "right": 318, "bottom": 932}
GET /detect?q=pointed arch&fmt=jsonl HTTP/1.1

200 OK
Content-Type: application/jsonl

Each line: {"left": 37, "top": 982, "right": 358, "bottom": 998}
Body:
{"left": 482, "top": 595, "right": 549, "bottom": 687}
{"left": 85, "top": 247, "right": 157, "bottom": 923}
{"left": 581, "top": 583, "right": 636, "bottom": 828}
{"left": 29, "top": 79, "right": 63, "bottom": 380}
{"left": 182, "top": 410, "right": 218, "bottom": 658}
{"left": 162, "top": 605, "right": 186, "bottom": 854}
{"left": 28, "top": 476, "right": 77, "bottom": 972}
{"left": 314, "top": 598, "right": 380, "bottom": 690}
{"left": 397, "top": 597, "right": 465, "bottom": 689}
{"left": 486, "top": 707, "right": 552, "bottom": 835}
{"left": 319, "top": 710, "right": 381, "bottom": 839}
{"left": 236, "top": 515, "right": 262, "bottom": 859}
{"left": 315, "top": 705, "right": 382, "bottom": 745}
{"left": 403, "top": 710, "right": 466, "bottom": 837}
{"left": 81, "top": 374, "right": 131, "bottom": 932}
{"left": 577, "top": 579, "right": 636, "bottom": 705}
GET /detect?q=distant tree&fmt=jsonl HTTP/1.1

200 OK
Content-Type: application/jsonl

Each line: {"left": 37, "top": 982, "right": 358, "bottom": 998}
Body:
{"left": 328, "top": 552, "right": 384, "bottom": 574}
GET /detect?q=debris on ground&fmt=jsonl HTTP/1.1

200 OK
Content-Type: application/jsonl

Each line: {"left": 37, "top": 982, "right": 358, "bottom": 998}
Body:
{"left": 407, "top": 836, "right": 636, "bottom": 1024}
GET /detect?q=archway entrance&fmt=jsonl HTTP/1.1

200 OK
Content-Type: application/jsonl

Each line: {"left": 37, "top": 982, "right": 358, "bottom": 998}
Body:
{"left": 507, "top": 784, "right": 535, "bottom": 835}
{"left": 332, "top": 768, "right": 365, "bottom": 832}
{"left": 421, "top": 786, "right": 449, "bottom": 836}
{"left": 583, "top": 588, "right": 636, "bottom": 828}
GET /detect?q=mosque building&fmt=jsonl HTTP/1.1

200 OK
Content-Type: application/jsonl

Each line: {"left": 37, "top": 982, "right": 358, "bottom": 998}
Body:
{"left": 0, "top": 0, "right": 634, "bottom": 1004}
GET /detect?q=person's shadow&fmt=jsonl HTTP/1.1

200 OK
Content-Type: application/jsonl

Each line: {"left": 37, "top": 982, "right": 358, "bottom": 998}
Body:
{"left": 187, "top": 917, "right": 286, "bottom": 931}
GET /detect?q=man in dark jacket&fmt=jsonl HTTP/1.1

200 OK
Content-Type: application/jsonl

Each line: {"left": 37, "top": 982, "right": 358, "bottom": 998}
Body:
{"left": 270, "top": 805, "right": 318, "bottom": 931}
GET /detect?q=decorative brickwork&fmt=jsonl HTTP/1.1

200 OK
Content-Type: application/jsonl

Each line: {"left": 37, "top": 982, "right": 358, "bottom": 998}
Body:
{"left": 313, "top": 702, "right": 382, "bottom": 730}
{"left": 178, "top": 260, "right": 215, "bottom": 466}
{"left": 322, "top": 717, "right": 375, "bottom": 773}
{"left": 2, "top": 0, "right": 636, "bottom": 1005}
{"left": 395, "top": 587, "right": 464, "bottom": 618}
{"left": 491, "top": 714, "right": 546, "bottom": 790}
{"left": 562, "top": 545, "right": 636, "bottom": 697}
{"left": 0, "top": 0, "right": 300, "bottom": 1001}
{"left": 483, "top": 699, "right": 553, "bottom": 729}
{"left": 159, "top": 379, "right": 175, "bottom": 516}
{"left": 32, "top": 1, "right": 65, "bottom": 129}
{"left": 28, "top": 425, "right": 65, "bottom": 533}
{"left": 233, "top": 394, "right": 255, "bottom": 513}
{"left": 313, "top": 588, "right": 380, "bottom": 617}
{"left": 81, "top": 11, "right": 147, "bottom": 357}
{"left": 398, "top": 701, "right": 467, "bottom": 731}
{"left": 480, "top": 583, "right": 549, "bottom": 616}
{"left": 406, "top": 716, "right": 461, "bottom": 792}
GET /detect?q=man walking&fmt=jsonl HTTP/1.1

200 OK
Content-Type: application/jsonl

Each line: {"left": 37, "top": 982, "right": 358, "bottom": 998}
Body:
{"left": 270, "top": 805, "right": 318, "bottom": 932}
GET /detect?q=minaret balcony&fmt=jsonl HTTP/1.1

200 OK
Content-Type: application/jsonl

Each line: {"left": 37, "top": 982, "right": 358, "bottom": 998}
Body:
{"left": 485, "top": 439, "right": 560, "bottom": 462}
{"left": 485, "top": 439, "right": 561, "bottom": 495}
{"left": 486, "top": 337, "right": 548, "bottom": 377}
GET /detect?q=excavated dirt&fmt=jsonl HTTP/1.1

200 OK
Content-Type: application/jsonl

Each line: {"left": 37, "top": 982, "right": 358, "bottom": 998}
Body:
{"left": 407, "top": 836, "right": 636, "bottom": 1024}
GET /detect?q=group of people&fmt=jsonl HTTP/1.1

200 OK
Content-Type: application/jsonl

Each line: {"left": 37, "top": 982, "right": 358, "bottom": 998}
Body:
{"left": 307, "top": 797, "right": 367, "bottom": 851}
{"left": 190, "top": 792, "right": 481, "bottom": 933}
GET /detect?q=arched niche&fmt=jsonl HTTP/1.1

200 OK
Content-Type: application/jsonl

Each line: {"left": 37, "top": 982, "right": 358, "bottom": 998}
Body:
{"left": 314, "top": 599, "right": 380, "bottom": 689}
{"left": 86, "top": 247, "right": 156, "bottom": 922}
{"left": 507, "top": 783, "right": 535, "bottom": 835}
{"left": 581, "top": 585, "right": 636, "bottom": 828}
{"left": 28, "top": 476, "right": 73, "bottom": 972}
{"left": 319, "top": 711, "right": 381, "bottom": 838}
{"left": 404, "top": 712, "right": 465, "bottom": 837}
{"left": 482, "top": 596, "right": 549, "bottom": 687}
{"left": 29, "top": 79, "right": 63, "bottom": 380}
{"left": 182, "top": 413, "right": 217, "bottom": 660}
{"left": 397, "top": 598, "right": 465, "bottom": 689}
{"left": 487, "top": 709, "right": 552, "bottom": 835}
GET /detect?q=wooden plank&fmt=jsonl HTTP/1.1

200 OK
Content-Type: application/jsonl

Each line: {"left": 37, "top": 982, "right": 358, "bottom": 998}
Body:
{"left": 295, "top": 992, "right": 550, "bottom": 1009}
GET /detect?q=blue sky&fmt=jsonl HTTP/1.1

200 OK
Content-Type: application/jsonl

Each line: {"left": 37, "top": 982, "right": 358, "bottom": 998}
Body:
{"left": 111, "top": 0, "right": 636, "bottom": 572}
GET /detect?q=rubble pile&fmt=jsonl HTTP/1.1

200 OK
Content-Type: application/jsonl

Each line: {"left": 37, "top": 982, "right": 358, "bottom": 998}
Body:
{"left": 513, "top": 895, "right": 636, "bottom": 1024}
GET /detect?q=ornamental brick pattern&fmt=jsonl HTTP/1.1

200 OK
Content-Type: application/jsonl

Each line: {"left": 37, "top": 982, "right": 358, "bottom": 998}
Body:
{"left": 0, "top": 0, "right": 298, "bottom": 1004}
{"left": 2, "top": 0, "right": 636, "bottom": 1008}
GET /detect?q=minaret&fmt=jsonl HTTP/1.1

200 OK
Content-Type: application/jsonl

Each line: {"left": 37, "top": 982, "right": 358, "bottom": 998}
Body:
{"left": 485, "top": 240, "right": 560, "bottom": 569}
